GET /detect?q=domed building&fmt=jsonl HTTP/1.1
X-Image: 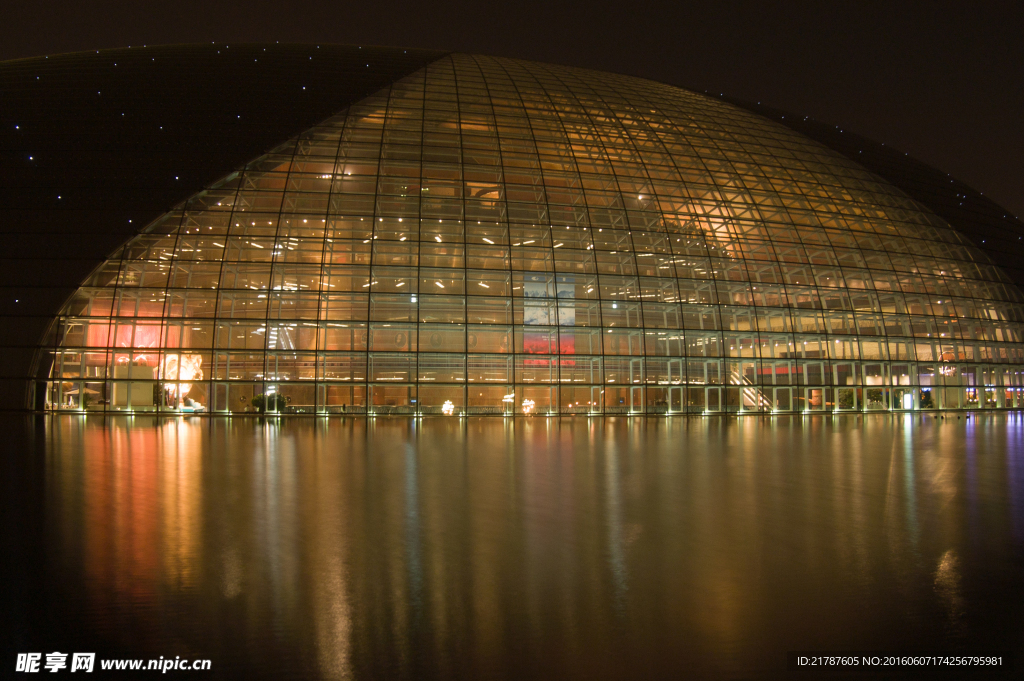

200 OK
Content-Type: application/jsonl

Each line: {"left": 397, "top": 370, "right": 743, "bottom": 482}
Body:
{"left": 4, "top": 45, "right": 1024, "bottom": 414}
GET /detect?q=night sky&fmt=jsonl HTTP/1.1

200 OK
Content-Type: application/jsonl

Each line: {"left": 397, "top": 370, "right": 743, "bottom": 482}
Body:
{"left": 3, "top": 1, "right": 1022, "bottom": 219}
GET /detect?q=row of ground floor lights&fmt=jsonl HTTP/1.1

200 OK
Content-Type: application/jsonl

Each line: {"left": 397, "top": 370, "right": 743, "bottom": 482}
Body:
{"left": 44, "top": 381, "right": 1024, "bottom": 414}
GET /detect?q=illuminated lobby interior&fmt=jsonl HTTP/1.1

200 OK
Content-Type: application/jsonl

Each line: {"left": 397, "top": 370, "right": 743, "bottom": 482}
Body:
{"left": 35, "top": 52, "right": 1024, "bottom": 415}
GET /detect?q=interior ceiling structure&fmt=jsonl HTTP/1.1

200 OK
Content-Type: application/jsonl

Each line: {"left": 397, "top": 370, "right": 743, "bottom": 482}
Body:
{"left": 3, "top": 44, "right": 1024, "bottom": 414}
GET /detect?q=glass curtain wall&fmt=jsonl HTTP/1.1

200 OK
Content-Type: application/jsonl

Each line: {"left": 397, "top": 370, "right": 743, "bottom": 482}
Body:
{"left": 44, "top": 54, "right": 1024, "bottom": 414}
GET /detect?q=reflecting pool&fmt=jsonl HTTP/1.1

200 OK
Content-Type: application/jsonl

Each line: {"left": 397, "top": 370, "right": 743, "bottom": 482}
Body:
{"left": 3, "top": 414, "right": 1024, "bottom": 679}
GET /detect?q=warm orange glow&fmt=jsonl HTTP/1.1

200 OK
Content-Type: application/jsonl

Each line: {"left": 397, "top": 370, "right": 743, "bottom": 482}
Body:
{"left": 162, "top": 353, "right": 204, "bottom": 404}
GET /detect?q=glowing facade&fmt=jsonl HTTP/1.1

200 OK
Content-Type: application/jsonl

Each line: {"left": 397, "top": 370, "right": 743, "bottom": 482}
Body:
{"left": 44, "top": 54, "right": 1024, "bottom": 414}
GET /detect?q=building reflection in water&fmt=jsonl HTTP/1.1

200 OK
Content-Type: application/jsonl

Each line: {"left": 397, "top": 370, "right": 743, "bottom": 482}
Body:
{"left": 39, "top": 414, "right": 1024, "bottom": 679}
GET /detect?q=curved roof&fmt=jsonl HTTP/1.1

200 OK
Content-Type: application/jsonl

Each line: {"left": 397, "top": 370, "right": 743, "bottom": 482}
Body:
{"left": 724, "top": 97, "right": 1024, "bottom": 287}
{"left": 4, "top": 45, "right": 1023, "bottom": 411}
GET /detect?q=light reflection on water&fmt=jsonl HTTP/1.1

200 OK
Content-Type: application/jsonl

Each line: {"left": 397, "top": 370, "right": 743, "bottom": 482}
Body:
{"left": 7, "top": 414, "right": 1024, "bottom": 679}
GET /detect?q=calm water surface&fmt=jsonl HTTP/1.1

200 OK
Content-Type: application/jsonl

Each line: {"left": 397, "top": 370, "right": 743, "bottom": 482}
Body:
{"left": 3, "top": 414, "right": 1024, "bottom": 679}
